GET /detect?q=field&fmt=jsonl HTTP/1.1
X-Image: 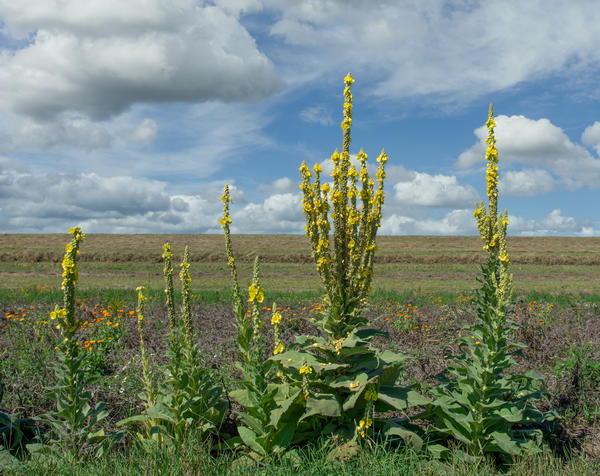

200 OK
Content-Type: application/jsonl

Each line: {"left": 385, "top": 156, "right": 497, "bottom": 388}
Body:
{"left": 1, "top": 233, "right": 600, "bottom": 475}
{"left": 2, "top": 234, "right": 600, "bottom": 295}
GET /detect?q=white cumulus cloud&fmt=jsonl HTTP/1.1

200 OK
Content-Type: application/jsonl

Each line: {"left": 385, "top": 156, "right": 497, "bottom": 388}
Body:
{"left": 381, "top": 209, "right": 476, "bottom": 235}
{"left": 582, "top": 121, "right": 600, "bottom": 154}
{"left": 393, "top": 172, "right": 478, "bottom": 208}
{"left": 0, "top": 0, "right": 283, "bottom": 120}
{"left": 121, "top": 118, "right": 158, "bottom": 144}
{"left": 263, "top": 0, "right": 600, "bottom": 106}
{"left": 456, "top": 114, "right": 600, "bottom": 191}
{"left": 500, "top": 169, "right": 555, "bottom": 196}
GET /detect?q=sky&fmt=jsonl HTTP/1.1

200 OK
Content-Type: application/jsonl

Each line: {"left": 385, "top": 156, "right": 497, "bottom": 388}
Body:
{"left": 1, "top": 0, "right": 600, "bottom": 236}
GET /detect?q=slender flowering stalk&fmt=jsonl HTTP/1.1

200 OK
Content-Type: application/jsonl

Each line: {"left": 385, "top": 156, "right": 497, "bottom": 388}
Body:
{"left": 135, "top": 286, "right": 154, "bottom": 405}
{"left": 51, "top": 227, "right": 86, "bottom": 342}
{"left": 180, "top": 245, "right": 194, "bottom": 350}
{"left": 221, "top": 185, "right": 245, "bottom": 320}
{"left": 271, "top": 305, "right": 283, "bottom": 355}
{"left": 162, "top": 243, "right": 177, "bottom": 345}
{"left": 248, "top": 257, "right": 264, "bottom": 351}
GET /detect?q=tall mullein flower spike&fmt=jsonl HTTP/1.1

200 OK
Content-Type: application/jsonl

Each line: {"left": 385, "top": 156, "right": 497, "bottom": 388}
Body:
{"left": 271, "top": 304, "right": 284, "bottom": 355}
{"left": 136, "top": 286, "right": 155, "bottom": 405}
{"left": 473, "top": 104, "right": 513, "bottom": 315}
{"left": 299, "top": 73, "right": 387, "bottom": 339}
{"left": 221, "top": 185, "right": 245, "bottom": 319}
{"left": 475, "top": 104, "right": 500, "bottom": 251}
{"left": 248, "top": 256, "right": 264, "bottom": 345}
{"left": 52, "top": 227, "right": 85, "bottom": 338}
{"left": 162, "top": 242, "right": 177, "bottom": 343}
{"left": 180, "top": 245, "right": 194, "bottom": 349}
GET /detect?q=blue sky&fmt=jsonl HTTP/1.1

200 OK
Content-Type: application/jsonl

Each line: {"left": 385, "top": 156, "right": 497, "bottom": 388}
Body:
{"left": 1, "top": 0, "right": 599, "bottom": 235}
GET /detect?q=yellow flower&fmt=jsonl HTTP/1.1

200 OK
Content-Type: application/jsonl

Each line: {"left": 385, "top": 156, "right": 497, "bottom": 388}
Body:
{"left": 360, "top": 418, "right": 372, "bottom": 429}
{"left": 344, "top": 72, "right": 354, "bottom": 85}
{"left": 50, "top": 309, "right": 66, "bottom": 320}
{"left": 273, "top": 343, "right": 285, "bottom": 355}
{"left": 271, "top": 312, "right": 282, "bottom": 325}
{"left": 248, "top": 283, "right": 264, "bottom": 303}
{"left": 313, "top": 163, "right": 323, "bottom": 174}
{"left": 299, "top": 364, "right": 312, "bottom": 375}
{"left": 219, "top": 216, "right": 232, "bottom": 228}
{"left": 356, "top": 417, "right": 372, "bottom": 438}
{"left": 364, "top": 386, "right": 378, "bottom": 401}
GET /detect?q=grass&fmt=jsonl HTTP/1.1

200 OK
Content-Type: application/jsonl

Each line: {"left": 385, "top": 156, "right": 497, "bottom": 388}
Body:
{"left": 5, "top": 437, "right": 600, "bottom": 475}
{"left": 2, "top": 234, "right": 600, "bottom": 294}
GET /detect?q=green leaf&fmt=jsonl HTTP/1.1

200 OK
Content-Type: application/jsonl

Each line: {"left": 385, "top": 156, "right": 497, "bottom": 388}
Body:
{"left": 115, "top": 414, "right": 150, "bottom": 427}
{"left": 230, "top": 389, "right": 254, "bottom": 409}
{"left": 381, "top": 422, "right": 423, "bottom": 451}
{"left": 354, "top": 328, "right": 388, "bottom": 340}
{"left": 497, "top": 406, "right": 525, "bottom": 423}
{"left": 301, "top": 394, "right": 341, "bottom": 420}
{"left": 378, "top": 350, "right": 405, "bottom": 365}
{"left": 271, "top": 350, "right": 322, "bottom": 368}
{"left": 272, "top": 422, "right": 295, "bottom": 453}
{"left": 239, "top": 414, "right": 264, "bottom": 434}
{"left": 329, "top": 372, "right": 368, "bottom": 389}
{"left": 270, "top": 390, "right": 303, "bottom": 428}
{"left": 376, "top": 386, "right": 429, "bottom": 411}
{"left": 490, "top": 431, "right": 522, "bottom": 456}
{"left": 0, "top": 448, "right": 20, "bottom": 471}
{"left": 237, "top": 426, "right": 266, "bottom": 456}
{"left": 146, "top": 404, "right": 175, "bottom": 423}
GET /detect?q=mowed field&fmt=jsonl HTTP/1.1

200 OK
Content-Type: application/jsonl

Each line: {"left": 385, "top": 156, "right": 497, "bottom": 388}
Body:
{"left": 1, "top": 234, "right": 599, "bottom": 295}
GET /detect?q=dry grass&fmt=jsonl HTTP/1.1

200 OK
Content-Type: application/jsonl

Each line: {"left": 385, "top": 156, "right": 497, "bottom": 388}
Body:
{"left": 1, "top": 234, "right": 599, "bottom": 294}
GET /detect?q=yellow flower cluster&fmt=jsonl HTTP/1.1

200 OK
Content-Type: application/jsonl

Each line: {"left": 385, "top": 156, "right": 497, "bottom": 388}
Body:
{"left": 331, "top": 337, "right": 345, "bottom": 355}
{"left": 299, "top": 364, "right": 312, "bottom": 375}
{"left": 162, "top": 243, "right": 174, "bottom": 276}
{"left": 271, "top": 312, "right": 282, "bottom": 325}
{"left": 356, "top": 417, "right": 372, "bottom": 438}
{"left": 136, "top": 286, "right": 147, "bottom": 322}
{"left": 248, "top": 283, "right": 264, "bottom": 303}
{"left": 271, "top": 309, "right": 284, "bottom": 355}
{"left": 161, "top": 242, "right": 177, "bottom": 337}
{"left": 61, "top": 227, "right": 85, "bottom": 291}
{"left": 364, "top": 386, "right": 378, "bottom": 401}
{"left": 50, "top": 308, "right": 66, "bottom": 320}
{"left": 179, "top": 258, "right": 191, "bottom": 285}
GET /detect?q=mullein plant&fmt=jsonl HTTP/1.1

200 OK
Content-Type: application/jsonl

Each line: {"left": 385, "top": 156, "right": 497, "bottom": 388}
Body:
{"left": 118, "top": 246, "right": 227, "bottom": 448}
{"left": 221, "top": 188, "right": 297, "bottom": 459}
{"left": 37, "top": 228, "right": 109, "bottom": 462}
{"left": 222, "top": 74, "right": 428, "bottom": 459}
{"left": 422, "top": 105, "right": 557, "bottom": 463}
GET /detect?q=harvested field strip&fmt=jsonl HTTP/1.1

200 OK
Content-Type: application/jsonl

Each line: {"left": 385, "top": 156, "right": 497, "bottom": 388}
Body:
{"left": 3, "top": 251, "right": 600, "bottom": 265}
{"left": 1, "top": 234, "right": 599, "bottom": 265}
